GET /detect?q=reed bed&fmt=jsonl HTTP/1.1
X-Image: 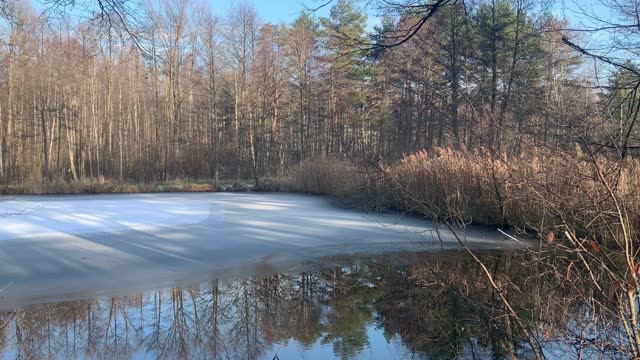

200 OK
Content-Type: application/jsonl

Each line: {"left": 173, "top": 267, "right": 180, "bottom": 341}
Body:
{"left": 285, "top": 148, "right": 640, "bottom": 244}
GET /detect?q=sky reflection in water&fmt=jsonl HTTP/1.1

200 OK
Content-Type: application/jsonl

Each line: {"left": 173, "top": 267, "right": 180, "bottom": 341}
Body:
{"left": 0, "top": 251, "right": 605, "bottom": 359}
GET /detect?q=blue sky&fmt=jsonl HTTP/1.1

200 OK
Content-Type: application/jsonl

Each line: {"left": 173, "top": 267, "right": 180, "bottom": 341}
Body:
{"left": 26, "top": 0, "right": 612, "bottom": 34}
{"left": 246, "top": 0, "right": 324, "bottom": 23}
{"left": 208, "top": 0, "right": 381, "bottom": 28}
{"left": 27, "top": 0, "right": 379, "bottom": 29}
{"left": 218, "top": 0, "right": 603, "bottom": 31}
{"left": 232, "top": 0, "right": 592, "bottom": 25}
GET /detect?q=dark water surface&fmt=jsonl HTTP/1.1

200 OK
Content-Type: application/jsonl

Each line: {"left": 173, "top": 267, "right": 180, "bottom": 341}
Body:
{"left": 0, "top": 251, "right": 615, "bottom": 359}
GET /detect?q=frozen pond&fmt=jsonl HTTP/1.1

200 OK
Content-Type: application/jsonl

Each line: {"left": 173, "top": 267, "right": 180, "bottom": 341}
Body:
{"left": 0, "top": 193, "right": 522, "bottom": 308}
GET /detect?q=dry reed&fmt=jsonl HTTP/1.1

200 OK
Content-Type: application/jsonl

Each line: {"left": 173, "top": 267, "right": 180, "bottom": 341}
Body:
{"left": 286, "top": 148, "right": 640, "bottom": 245}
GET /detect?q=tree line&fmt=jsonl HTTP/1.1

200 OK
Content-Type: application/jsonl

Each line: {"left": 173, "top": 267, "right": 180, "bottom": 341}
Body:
{"left": 0, "top": 0, "right": 634, "bottom": 184}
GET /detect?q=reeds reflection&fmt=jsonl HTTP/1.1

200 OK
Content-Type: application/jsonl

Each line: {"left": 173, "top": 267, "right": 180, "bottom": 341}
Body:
{"left": 0, "top": 251, "right": 626, "bottom": 359}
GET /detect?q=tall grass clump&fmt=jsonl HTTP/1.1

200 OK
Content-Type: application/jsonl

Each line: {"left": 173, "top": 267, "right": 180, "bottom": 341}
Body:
{"left": 285, "top": 158, "right": 391, "bottom": 209}
{"left": 287, "top": 148, "right": 640, "bottom": 246}
{"left": 391, "top": 148, "right": 507, "bottom": 225}
{"left": 392, "top": 147, "right": 640, "bottom": 243}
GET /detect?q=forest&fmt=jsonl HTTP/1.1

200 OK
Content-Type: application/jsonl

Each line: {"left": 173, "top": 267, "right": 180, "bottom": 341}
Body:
{"left": 0, "top": 0, "right": 626, "bottom": 183}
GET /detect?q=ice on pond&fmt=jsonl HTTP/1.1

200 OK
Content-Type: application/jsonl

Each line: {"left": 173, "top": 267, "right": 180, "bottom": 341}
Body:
{"left": 0, "top": 195, "right": 214, "bottom": 240}
{"left": 0, "top": 193, "right": 522, "bottom": 308}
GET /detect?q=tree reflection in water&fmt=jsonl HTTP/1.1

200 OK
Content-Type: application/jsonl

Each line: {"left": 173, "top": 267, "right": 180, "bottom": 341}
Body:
{"left": 0, "top": 251, "right": 627, "bottom": 359}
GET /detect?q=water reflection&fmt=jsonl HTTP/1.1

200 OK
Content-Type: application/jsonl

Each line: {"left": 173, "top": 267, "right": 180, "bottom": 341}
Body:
{"left": 0, "top": 251, "right": 619, "bottom": 359}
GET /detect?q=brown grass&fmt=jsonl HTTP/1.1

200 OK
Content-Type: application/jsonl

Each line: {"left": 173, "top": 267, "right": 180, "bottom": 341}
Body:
{"left": 256, "top": 158, "right": 391, "bottom": 209}
{"left": 0, "top": 177, "right": 256, "bottom": 195}
{"left": 285, "top": 148, "right": 640, "bottom": 245}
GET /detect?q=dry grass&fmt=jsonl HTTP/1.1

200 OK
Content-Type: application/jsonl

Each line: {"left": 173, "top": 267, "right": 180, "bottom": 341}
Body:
{"left": 285, "top": 148, "right": 640, "bottom": 245}
{"left": 0, "top": 177, "right": 254, "bottom": 195}
{"left": 264, "top": 158, "right": 390, "bottom": 209}
{"left": 396, "top": 148, "right": 640, "bottom": 241}
{"left": 287, "top": 158, "right": 363, "bottom": 196}
{"left": 391, "top": 148, "right": 505, "bottom": 224}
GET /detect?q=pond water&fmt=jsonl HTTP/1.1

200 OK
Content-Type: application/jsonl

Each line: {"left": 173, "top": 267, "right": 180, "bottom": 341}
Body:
{"left": 0, "top": 251, "right": 612, "bottom": 360}
{"left": 0, "top": 194, "right": 623, "bottom": 359}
